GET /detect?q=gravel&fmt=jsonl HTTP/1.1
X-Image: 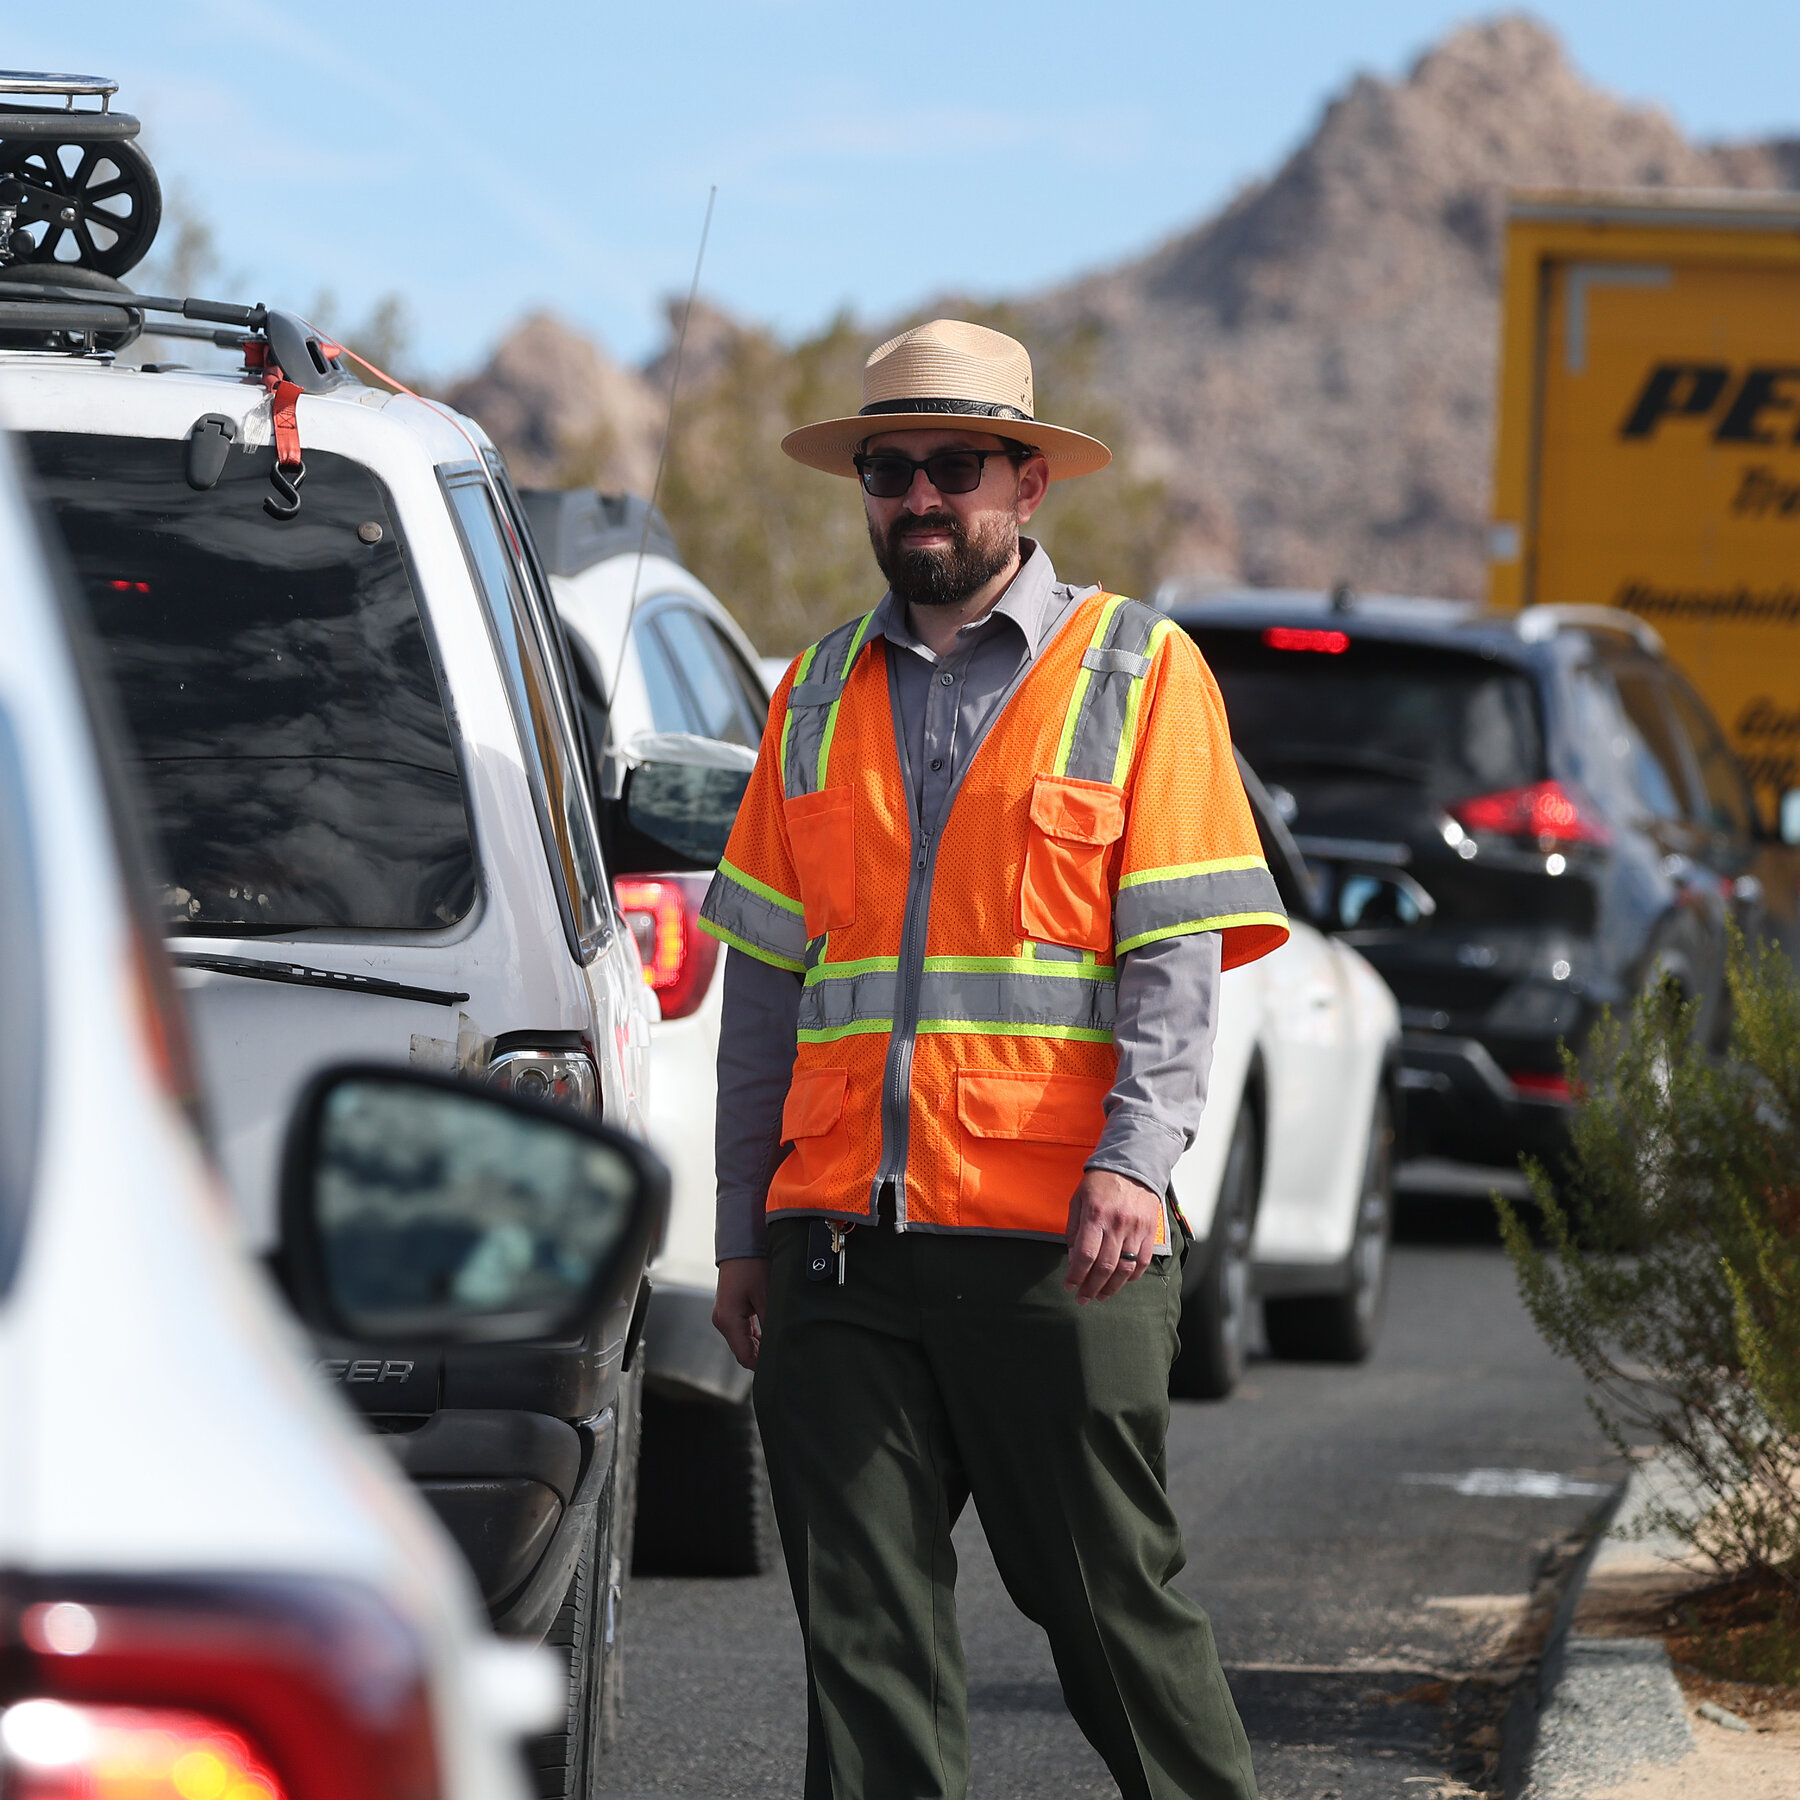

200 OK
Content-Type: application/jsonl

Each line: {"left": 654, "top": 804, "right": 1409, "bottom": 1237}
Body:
{"left": 1523, "top": 1637, "right": 1695, "bottom": 1798}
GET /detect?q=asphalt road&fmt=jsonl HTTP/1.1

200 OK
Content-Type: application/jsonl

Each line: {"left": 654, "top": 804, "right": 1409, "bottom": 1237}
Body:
{"left": 599, "top": 1204, "right": 1621, "bottom": 1799}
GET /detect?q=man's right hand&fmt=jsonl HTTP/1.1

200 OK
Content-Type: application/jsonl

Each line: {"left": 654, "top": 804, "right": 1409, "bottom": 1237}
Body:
{"left": 714, "top": 1256, "right": 770, "bottom": 1370}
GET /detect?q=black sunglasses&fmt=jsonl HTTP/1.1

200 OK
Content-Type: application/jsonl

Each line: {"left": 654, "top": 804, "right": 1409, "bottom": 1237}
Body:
{"left": 852, "top": 446, "right": 1034, "bottom": 499}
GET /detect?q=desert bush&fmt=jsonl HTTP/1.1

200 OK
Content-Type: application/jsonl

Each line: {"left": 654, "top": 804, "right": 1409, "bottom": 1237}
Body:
{"left": 1498, "top": 932, "right": 1800, "bottom": 1589}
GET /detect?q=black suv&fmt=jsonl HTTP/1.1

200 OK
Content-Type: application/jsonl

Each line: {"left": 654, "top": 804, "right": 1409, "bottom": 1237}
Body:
{"left": 1171, "top": 593, "right": 1764, "bottom": 1178}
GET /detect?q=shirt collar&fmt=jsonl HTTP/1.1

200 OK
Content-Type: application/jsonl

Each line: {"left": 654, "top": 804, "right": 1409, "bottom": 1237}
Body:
{"left": 869, "top": 539, "right": 1064, "bottom": 664}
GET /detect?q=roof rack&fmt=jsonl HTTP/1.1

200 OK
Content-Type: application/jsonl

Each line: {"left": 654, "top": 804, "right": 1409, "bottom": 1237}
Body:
{"left": 0, "top": 71, "right": 159, "bottom": 276}
{"left": 0, "top": 275, "right": 349, "bottom": 383}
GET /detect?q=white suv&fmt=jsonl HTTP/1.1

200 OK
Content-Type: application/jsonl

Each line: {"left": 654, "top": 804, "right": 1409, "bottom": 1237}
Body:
{"left": 524, "top": 491, "right": 774, "bottom": 1577}
{"left": 0, "top": 417, "right": 666, "bottom": 1800}
{"left": 4, "top": 297, "right": 656, "bottom": 1794}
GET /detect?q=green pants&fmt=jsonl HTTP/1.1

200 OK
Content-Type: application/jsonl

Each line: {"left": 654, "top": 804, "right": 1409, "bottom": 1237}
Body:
{"left": 754, "top": 1217, "right": 1259, "bottom": 1800}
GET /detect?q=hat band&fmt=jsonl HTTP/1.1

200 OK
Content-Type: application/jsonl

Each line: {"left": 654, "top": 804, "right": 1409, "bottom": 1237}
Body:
{"left": 858, "top": 396, "right": 1035, "bottom": 423}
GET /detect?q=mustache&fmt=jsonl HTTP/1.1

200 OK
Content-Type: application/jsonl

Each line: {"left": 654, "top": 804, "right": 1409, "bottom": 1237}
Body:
{"left": 887, "top": 511, "right": 963, "bottom": 549}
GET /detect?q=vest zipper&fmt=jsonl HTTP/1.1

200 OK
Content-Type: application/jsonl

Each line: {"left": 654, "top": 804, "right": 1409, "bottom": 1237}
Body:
{"left": 876, "top": 819, "right": 936, "bottom": 1226}
{"left": 868, "top": 589, "right": 1092, "bottom": 1225}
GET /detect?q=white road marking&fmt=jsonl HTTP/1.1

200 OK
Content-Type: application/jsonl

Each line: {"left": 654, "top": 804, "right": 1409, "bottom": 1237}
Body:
{"left": 1400, "top": 1468, "right": 1612, "bottom": 1499}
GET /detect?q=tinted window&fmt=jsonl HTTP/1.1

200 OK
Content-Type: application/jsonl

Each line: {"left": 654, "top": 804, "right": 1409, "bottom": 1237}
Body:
{"left": 1667, "top": 674, "right": 1756, "bottom": 839}
{"left": 1606, "top": 661, "right": 1689, "bottom": 823}
{"left": 1188, "top": 629, "right": 1542, "bottom": 801}
{"left": 652, "top": 605, "right": 757, "bottom": 747}
{"left": 447, "top": 478, "right": 607, "bottom": 953}
{"left": 31, "top": 432, "right": 474, "bottom": 934}
{"left": 716, "top": 624, "right": 770, "bottom": 733}
{"left": 633, "top": 613, "right": 697, "bottom": 735}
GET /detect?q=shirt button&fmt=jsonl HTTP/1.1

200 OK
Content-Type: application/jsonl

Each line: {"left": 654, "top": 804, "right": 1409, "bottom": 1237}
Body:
{"left": 929, "top": 757, "right": 944, "bottom": 771}
{"left": 939, "top": 672, "right": 955, "bottom": 686}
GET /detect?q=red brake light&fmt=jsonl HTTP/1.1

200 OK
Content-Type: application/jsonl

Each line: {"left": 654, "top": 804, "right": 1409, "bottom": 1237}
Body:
{"left": 615, "top": 875, "right": 718, "bottom": 1022}
{"left": 0, "top": 1579, "right": 439, "bottom": 1800}
{"left": 1510, "top": 1070, "right": 1573, "bottom": 1102}
{"left": 1451, "top": 780, "right": 1609, "bottom": 847}
{"left": 1, "top": 1699, "right": 286, "bottom": 1798}
{"left": 1262, "top": 627, "right": 1349, "bottom": 654}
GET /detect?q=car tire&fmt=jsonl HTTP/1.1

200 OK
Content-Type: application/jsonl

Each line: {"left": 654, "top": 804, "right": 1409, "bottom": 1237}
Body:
{"left": 1264, "top": 1089, "right": 1394, "bottom": 1364}
{"left": 531, "top": 1360, "right": 641, "bottom": 1797}
{"left": 633, "top": 1392, "right": 774, "bottom": 1577}
{"left": 1170, "top": 1099, "right": 1260, "bottom": 1401}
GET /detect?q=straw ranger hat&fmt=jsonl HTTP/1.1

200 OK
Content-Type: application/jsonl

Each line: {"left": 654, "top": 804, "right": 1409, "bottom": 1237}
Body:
{"left": 780, "top": 319, "right": 1112, "bottom": 481}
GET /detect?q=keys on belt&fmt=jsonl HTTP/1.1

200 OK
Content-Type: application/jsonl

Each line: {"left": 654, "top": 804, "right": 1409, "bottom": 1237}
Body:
{"left": 807, "top": 1218, "right": 852, "bottom": 1285}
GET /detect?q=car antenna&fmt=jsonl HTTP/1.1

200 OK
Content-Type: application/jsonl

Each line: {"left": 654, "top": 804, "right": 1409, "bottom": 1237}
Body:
{"left": 615, "top": 185, "right": 717, "bottom": 696}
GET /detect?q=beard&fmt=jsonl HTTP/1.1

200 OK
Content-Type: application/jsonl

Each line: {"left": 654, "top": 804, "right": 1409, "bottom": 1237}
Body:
{"left": 869, "top": 507, "right": 1018, "bottom": 609}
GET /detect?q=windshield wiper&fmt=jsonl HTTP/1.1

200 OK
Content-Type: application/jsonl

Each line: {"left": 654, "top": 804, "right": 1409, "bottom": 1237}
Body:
{"left": 171, "top": 952, "right": 468, "bottom": 1008}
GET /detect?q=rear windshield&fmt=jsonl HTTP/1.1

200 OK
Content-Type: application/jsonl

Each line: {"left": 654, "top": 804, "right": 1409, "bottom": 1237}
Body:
{"left": 28, "top": 431, "right": 476, "bottom": 935}
{"left": 1185, "top": 626, "right": 1544, "bottom": 799}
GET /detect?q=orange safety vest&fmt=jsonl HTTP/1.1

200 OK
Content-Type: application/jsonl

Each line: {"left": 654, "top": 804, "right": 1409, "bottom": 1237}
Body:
{"left": 700, "top": 591, "right": 1288, "bottom": 1244}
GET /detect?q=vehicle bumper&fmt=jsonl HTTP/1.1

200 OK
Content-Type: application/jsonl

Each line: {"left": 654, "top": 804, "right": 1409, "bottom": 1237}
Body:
{"left": 1397, "top": 1031, "right": 1572, "bottom": 1167}
{"left": 642, "top": 1282, "right": 751, "bottom": 1406}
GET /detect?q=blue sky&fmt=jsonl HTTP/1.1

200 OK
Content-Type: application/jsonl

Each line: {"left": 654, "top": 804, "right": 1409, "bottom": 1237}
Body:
{"left": 10, "top": 3, "right": 1800, "bottom": 375}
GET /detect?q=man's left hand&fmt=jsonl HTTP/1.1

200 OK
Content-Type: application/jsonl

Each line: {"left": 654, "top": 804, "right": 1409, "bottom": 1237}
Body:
{"left": 1065, "top": 1169, "right": 1162, "bottom": 1303}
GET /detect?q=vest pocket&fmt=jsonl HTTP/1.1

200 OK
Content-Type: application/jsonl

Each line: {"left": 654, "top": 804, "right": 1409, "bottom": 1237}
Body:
{"left": 783, "top": 786, "right": 856, "bottom": 937}
{"left": 955, "top": 1070, "right": 1111, "bottom": 1230}
{"left": 772, "top": 1066, "right": 851, "bottom": 1208}
{"left": 1018, "top": 774, "right": 1125, "bottom": 951}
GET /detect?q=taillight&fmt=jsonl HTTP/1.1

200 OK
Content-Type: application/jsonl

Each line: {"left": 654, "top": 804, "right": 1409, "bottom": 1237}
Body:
{"left": 2, "top": 1699, "right": 285, "bottom": 1798}
{"left": 0, "top": 1578, "right": 439, "bottom": 1800}
{"left": 1450, "top": 780, "right": 1609, "bottom": 847}
{"left": 1262, "top": 626, "right": 1349, "bottom": 654}
{"left": 488, "top": 1047, "right": 599, "bottom": 1113}
{"left": 614, "top": 875, "right": 718, "bottom": 1022}
{"left": 1510, "top": 1070, "right": 1573, "bottom": 1102}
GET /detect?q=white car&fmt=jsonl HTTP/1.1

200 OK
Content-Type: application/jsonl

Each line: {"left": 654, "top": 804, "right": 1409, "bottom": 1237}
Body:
{"left": 525, "top": 490, "right": 774, "bottom": 1577}
{"left": 1168, "top": 756, "right": 1404, "bottom": 1397}
{"left": 4, "top": 300, "right": 658, "bottom": 1791}
{"left": 0, "top": 421, "right": 615, "bottom": 1800}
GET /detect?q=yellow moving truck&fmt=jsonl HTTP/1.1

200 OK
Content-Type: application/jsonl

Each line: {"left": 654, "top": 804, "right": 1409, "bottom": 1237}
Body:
{"left": 1489, "top": 189, "right": 1800, "bottom": 831}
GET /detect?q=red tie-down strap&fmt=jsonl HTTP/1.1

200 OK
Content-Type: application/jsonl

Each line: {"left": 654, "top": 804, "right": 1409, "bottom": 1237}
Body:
{"left": 241, "top": 341, "right": 308, "bottom": 518}
{"left": 263, "top": 368, "right": 304, "bottom": 469}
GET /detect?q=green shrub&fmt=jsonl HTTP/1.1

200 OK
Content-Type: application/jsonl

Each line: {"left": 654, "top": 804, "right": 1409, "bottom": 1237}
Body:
{"left": 1498, "top": 932, "right": 1800, "bottom": 1589}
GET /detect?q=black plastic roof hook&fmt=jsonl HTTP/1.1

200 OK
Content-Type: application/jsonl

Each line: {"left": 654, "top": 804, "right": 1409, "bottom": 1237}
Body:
{"left": 264, "top": 455, "right": 304, "bottom": 520}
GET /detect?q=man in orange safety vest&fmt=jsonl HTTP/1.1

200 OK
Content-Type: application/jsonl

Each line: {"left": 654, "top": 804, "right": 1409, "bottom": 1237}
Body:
{"left": 703, "top": 319, "right": 1286, "bottom": 1799}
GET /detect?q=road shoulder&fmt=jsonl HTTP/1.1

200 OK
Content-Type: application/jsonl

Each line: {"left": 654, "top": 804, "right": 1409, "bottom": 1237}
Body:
{"left": 1517, "top": 1453, "right": 1800, "bottom": 1799}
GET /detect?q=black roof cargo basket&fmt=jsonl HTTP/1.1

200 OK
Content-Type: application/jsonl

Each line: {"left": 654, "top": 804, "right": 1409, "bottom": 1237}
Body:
{"left": 519, "top": 489, "right": 683, "bottom": 578}
{"left": 0, "top": 71, "right": 160, "bottom": 278}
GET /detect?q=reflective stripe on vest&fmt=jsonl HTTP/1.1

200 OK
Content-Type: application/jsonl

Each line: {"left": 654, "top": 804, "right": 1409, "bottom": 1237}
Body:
{"left": 781, "top": 609, "right": 878, "bottom": 801}
{"left": 1053, "top": 592, "right": 1178, "bottom": 785}
{"left": 796, "top": 953, "right": 1119, "bottom": 1044}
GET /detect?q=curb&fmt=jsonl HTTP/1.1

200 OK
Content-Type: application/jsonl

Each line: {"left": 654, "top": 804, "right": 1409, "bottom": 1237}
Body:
{"left": 1505, "top": 1459, "right": 1697, "bottom": 1798}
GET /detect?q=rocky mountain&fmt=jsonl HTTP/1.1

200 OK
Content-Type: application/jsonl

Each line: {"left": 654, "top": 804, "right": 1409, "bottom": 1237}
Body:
{"left": 1023, "top": 14, "right": 1797, "bottom": 598}
{"left": 452, "top": 14, "right": 1799, "bottom": 612}
{"left": 444, "top": 311, "right": 663, "bottom": 492}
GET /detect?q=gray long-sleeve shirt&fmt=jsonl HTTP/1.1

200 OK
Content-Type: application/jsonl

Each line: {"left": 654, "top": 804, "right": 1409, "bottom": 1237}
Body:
{"left": 715, "top": 542, "right": 1223, "bottom": 1262}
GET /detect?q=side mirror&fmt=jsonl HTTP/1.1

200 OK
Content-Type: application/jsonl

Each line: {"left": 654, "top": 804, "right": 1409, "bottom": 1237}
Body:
{"left": 608, "top": 732, "right": 754, "bottom": 873}
{"left": 1780, "top": 790, "right": 1800, "bottom": 847}
{"left": 278, "top": 1065, "right": 668, "bottom": 1346}
{"left": 1330, "top": 868, "right": 1436, "bottom": 933}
